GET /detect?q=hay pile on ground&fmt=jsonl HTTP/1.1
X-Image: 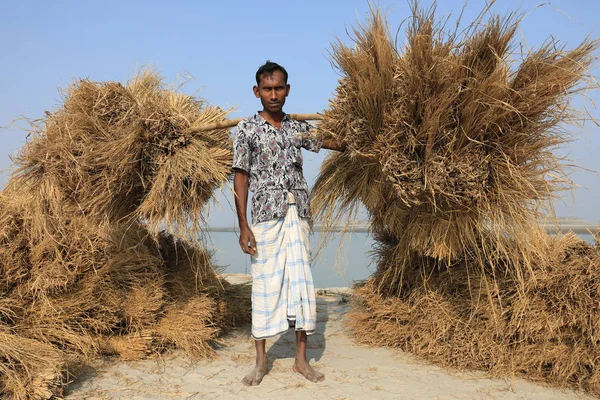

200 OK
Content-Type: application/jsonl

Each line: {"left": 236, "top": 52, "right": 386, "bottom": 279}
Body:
{"left": 349, "top": 232, "right": 600, "bottom": 395}
{"left": 312, "top": 3, "right": 600, "bottom": 395}
{"left": 0, "top": 70, "right": 250, "bottom": 399}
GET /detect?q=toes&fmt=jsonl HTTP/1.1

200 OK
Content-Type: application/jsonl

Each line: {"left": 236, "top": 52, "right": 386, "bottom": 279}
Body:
{"left": 252, "top": 378, "right": 262, "bottom": 386}
{"left": 309, "top": 371, "right": 325, "bottom": 383}
{"left": 242, "top": 372, "right": 259, "bottom": 386}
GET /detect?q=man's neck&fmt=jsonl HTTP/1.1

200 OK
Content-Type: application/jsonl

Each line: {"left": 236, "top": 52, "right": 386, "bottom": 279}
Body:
{"left": 259, "top": 110, "right": 284, "bottom": 129}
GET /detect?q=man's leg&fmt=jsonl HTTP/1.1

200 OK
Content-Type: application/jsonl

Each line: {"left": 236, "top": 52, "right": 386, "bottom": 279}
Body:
{"left": 293, "top": 331, "right": 325, "bottom": 382}
{"left": 242, "top": 339, "right": 268, "bottom": 386}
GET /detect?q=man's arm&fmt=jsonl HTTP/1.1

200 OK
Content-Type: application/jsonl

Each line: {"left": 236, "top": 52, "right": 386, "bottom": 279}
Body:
{"left": 299, "top": 121, "right": 346, "bottom": 153}
{"left": 233, "top": 169, "right": 256, "bottom": 255}
{"left": 320, "top": 138, "right": 347, "bottom": 152}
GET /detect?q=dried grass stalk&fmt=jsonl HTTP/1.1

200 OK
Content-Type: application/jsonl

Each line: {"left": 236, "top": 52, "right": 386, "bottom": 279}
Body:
{"left": 155, "top": 296, "right": 220, "bottom": 359}
{"left": 0, "top": 330, "right": 66, "bottom": 400}
{"left": 97, "top": 330, "right": 156, "bottom": 361}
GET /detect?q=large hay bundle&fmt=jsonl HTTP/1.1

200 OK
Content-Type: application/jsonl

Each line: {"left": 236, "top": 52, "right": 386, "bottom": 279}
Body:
{"left": 312, "top": 3, "right": 600, "bottom": 395}
{"left": 0, "top": 70, "right": 250, "bottom": 399}
{"left": 314, "top": 5, "right": 595, "bottom": 279}
{"left": 11, "top": 69, "right": 232, "bottom": 236}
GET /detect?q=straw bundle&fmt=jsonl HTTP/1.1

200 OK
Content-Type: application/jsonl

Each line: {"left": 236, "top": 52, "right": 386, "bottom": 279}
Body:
{"left": 312, "top": 3, "right": 600, "bottom": 394}
{"left": 12, "top": 69, "right": 232, "bottom": 236}
{"left": 313, "top": 5, "right": 596, "bottom": 288}
{"left": 0, "top": 70, "right": 250, "bottom": 399}
{"left": 0, "top": 330, "right": 66, "bottom": 399}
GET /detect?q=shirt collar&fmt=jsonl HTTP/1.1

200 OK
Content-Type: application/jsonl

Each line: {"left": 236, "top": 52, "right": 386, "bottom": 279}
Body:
{"left": 253, "top": 111, "right": 290, "bottom": 126}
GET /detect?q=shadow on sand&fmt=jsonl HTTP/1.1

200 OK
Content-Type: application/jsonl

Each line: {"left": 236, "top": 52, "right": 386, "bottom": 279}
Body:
{"left": 265, "top": 299, "right": 329, "bottom": 371}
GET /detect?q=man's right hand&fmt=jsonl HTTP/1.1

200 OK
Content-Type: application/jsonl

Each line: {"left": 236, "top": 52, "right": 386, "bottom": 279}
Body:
{"left": 239, "top": 226, "right": 257, "bottom": 256}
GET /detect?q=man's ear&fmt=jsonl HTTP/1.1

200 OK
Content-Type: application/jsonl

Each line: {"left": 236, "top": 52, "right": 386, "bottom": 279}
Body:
{"left": 285, "top": 84, "right": 290, "bottom": 97}
{"left": 253, "top": 85, "right": 260, "bottom": 98}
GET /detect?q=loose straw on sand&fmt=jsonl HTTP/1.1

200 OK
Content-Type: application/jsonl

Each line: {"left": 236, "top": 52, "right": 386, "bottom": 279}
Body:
{"left": 192, "top": 113, "right": 323, "bottom": 131}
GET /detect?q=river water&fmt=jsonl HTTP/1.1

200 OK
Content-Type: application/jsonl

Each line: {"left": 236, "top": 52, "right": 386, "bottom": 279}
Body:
{"left": 206, "top": 232, "right": 596, "bottom": 288}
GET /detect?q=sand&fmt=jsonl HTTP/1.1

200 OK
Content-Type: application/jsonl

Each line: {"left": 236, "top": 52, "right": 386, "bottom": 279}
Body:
{"left": 65, "top": 275, "right": 593, "bottom": 400}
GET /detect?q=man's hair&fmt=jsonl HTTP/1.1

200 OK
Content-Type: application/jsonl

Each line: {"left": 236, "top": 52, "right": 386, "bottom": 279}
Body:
{"left": 255, "top": 61, "right": 288, "bottom": 86}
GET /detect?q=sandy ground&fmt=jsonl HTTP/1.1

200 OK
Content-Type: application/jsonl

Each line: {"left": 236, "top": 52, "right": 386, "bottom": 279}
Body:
{"left": 65, "top": 276, "right": 593, "bottom": 400}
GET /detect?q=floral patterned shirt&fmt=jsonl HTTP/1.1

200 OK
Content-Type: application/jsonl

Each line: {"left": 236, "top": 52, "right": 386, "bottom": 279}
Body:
{"left": 232, "top": 112, "right": 322, "bottom": 224}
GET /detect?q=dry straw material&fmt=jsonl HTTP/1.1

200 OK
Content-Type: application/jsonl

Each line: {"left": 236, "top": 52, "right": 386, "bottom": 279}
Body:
{"left": 12, "top": 69, "right": 233, "bottom": 237}
{"left": 0, "top": 70, "right": 250, "bottom": 399}
{"left": 312, "top": 2, "right": 600, "bottom": 395}
{"left": 349, "top": 232, "right": 600, "bottom": 395}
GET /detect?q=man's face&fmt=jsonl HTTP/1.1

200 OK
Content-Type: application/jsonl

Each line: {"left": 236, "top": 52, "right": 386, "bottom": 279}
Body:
{"left": 253, "top": 70, "right": 290, "bottom": 114}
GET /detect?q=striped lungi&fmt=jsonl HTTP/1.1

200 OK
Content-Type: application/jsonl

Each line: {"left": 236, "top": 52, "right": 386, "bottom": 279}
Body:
{"left": 249, "top": 194, "right": 317, "bottom": 340}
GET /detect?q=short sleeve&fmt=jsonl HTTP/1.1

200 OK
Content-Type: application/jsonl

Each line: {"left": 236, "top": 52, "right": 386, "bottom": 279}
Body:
{"left": 232, "top": 121, "right": 251, "bottom": 172}
{"left": 298, "top": 121, "right": 322, "bottom": 153}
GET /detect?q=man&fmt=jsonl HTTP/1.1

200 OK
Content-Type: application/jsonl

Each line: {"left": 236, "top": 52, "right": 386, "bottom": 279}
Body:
{"left": 233, "top": 61, "right": 344, "bottom": 386}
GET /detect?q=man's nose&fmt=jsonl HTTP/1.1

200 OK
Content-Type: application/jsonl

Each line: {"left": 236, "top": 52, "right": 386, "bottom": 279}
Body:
{"left": 270, "top": 89, "right": 278, "bottom": 99}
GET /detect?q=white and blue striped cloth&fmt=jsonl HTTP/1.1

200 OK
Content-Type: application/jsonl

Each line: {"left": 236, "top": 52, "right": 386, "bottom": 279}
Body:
{"left": 249, "top": 196, "right": 317, "bottom": 340}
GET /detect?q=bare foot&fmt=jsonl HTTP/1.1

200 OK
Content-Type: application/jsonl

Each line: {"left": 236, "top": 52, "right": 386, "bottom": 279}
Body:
{"left": 293, "top": 359, "right": 325, "bottom": 383}
{"left": 242, "top": 357, "right": 268, "bottom": 386}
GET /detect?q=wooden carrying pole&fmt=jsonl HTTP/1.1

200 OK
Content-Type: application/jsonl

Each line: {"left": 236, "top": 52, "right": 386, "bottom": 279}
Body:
{"left": 192, "top": 113, "right": 323, "bottom": 132}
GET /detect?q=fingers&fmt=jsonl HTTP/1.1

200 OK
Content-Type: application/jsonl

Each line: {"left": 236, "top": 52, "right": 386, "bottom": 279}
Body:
{"left": 248, "top": 233, "right": 257, "bottom": 255}
{"left": 239, "top": 238, "right": 250, "bottom": 254}
{"left": 239, "top": 231, "right": 257, "bottom": 255}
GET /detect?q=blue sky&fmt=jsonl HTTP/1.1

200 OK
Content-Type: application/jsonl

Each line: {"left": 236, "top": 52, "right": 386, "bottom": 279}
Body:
{"left": 1, "top": 0, "right": 599, "bottom": 226}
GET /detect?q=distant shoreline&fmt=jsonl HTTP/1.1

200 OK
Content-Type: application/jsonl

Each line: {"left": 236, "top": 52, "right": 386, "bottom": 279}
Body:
{"left": 207, "top": 222, "right": 599, "bottom": 235}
